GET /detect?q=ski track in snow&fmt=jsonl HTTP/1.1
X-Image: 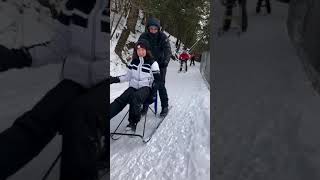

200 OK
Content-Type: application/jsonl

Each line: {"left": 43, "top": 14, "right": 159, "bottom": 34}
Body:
{"left": 110, "top": 61, "right": 210, "bottom": 180}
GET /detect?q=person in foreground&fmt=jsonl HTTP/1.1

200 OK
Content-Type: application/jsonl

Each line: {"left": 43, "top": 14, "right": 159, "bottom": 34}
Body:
{"left": 110, "top": 40, "right": 161, "bottom": 133}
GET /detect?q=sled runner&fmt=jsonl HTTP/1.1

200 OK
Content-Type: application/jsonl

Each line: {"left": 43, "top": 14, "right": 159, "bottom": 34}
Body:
{"left": 41, "top": 151, "right": 107, "bottom": 180}
{"left": 110, "top": 96, "right": 172, "bottom": 143}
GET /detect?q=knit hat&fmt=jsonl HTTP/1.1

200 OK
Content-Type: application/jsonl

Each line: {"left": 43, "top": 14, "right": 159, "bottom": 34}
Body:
{"left": 135, "top": 39, "right": 150, "bottom": 51}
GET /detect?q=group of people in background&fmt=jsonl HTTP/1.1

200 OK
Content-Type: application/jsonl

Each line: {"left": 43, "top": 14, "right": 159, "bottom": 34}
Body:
{"left": 172, "top": 49, "right": 198, "bottom": 72}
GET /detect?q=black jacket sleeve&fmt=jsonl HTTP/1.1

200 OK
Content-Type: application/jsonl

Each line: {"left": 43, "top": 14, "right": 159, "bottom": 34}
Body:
{"left": 160, "top": 33, "right": 172, "bottom": 67}
{"left": 110, "top": 76, "right": 120, "bottom": 84}
{"left": 150, "top": 72, "right": 161, "bottom": 98}
{"left": 138, "top": 33, "right": 148, "bottom": 41}
{"left": 0, "top": 45, "right": 32, "bottom": 72}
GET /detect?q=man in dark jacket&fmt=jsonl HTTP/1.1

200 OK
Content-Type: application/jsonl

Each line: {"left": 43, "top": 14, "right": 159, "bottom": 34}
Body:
{"left": 138, "top": 17, "right": 172, "bottom": 117}
{"left": 0, "top": 0, "right": 109, "bottom": 179}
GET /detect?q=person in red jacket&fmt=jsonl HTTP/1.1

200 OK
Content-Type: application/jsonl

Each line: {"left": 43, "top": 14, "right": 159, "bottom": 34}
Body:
{"left": 179, "top": 50, "right": 190, "bottom": 72}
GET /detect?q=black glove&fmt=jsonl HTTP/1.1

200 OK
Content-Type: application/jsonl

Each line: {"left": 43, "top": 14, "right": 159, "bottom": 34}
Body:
{"left": 145, "top": 82, "right": 158, "bottom": 104}
{"left": 110, "top": 76, "right": 120, "bottom": 84}
{"left": 158, "top": 60, "right": 168, "bottom": 68}
{"left": 0, "top": 45, "right": 32, "bottom": 72}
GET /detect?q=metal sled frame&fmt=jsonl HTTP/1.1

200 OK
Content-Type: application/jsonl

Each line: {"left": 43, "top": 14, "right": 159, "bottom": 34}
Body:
{"left": 41, "top": 152, "right": 61, "bottom": 180}
{"left": 110, "top": 96, "right": 158, "bottom": 143}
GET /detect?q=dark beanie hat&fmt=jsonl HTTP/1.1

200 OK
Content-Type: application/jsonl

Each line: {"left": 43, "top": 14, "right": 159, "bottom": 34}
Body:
{"left": 146, "top": 17, "right": 161, "bottom": 29}
{"left": 135, "top": 39, "right": 150, "bottom": 51}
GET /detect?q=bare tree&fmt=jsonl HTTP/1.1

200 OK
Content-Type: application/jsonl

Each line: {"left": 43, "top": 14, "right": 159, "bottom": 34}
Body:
{"left": 114, "top": 0, "right": 139, "bottom": 64}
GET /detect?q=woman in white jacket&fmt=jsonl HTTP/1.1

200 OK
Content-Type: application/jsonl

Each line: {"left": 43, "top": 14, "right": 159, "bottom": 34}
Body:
{"left": 110, "top": 39, "right": 161, "bottom": 132}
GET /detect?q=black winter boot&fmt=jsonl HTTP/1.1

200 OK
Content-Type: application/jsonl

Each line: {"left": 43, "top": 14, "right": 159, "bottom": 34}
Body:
{"left": 160, "top": 106, "right": 169, "bottom": 117}
{"left": 140, "top": 105, "right": 148, "bottom": 116}
{"left": 125, "top": 122, "right": 137, "bottom": 132}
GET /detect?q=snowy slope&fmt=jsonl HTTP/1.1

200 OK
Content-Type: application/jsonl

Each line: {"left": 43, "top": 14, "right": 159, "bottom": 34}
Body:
{"left": 110, "top": 60, "right": 210, "bottom": 180}
{"left": 213, "top": 1, "right": 320, "bottom": 180}
{"left": 0, "top": 0, "right": 54, "bottom": 48}
{"left": 110, "top": 6, "right": 210, "bottom": 180}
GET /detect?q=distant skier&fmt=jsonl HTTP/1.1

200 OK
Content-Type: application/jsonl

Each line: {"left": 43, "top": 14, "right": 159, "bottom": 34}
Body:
{"left": 190, "top": 54, "right": 196, "bottom": 66}
{"left": 222, "top": 0, "right": 248, "bottom": 32}
{"left": 0, "top": 0, "right": 109, "bottom": 179}
{"left": 138, "top": 17, "right": 172, "bottom": 117}
{"left": 179, "top": 49, "right": 190, "bottom": 72}
{"left": 109, "top": 40, "right": 161, "bottom": 132}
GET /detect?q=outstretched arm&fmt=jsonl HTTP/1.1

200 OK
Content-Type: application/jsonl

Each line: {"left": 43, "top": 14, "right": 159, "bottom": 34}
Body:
{"left": 110, "top": 63, "right": 133, "bottom": 84}
{"left": 27, "top": 1, "right": 72, "bottom": 67}
{"left": 0, "top": 45, "right": 32, "bottom": 72}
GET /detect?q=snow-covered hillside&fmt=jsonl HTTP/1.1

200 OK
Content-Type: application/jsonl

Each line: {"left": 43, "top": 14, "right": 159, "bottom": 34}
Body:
{"left": 0, "top": 0, "right": 54, "bottom": 48}
{"left": 110, "top": 8, "right": 210, "bottom": 180}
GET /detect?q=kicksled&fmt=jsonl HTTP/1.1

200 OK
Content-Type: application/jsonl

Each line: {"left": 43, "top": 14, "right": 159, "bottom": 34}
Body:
{"left": 110, "top": 96, "right": 172, "bottom": 143}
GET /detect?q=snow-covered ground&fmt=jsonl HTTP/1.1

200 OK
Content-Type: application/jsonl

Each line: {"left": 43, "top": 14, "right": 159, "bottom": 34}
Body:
{"left": 110, "top": 5, "right": 210, "bottom": 179}
{"left": 110, "top": 60, "right": 210, "bottom": 180}
{"left": 0, "top": 0, "right": 54, "bottom": 48}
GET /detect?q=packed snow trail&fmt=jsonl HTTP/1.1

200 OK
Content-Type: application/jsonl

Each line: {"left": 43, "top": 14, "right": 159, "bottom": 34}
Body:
{"left": 213, "top": 1, "right": 320, "bottom": 180}
{"left": 110, "top": 60, "right": 210, "bottom": 180}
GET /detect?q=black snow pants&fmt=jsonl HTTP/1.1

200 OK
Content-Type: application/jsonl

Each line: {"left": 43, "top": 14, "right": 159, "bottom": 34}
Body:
{"left": 0, "top": 79, "right": 108, "bottom": 180}
{"left": 158, "top": 67, "right": 169, "bottom": 108}
{"left": 110, "top": 87, "right": 150, "bottom": 124}
{"left": 223, "top": 0, "right": 248, "bottom": 32}
{"left": 190, "top": 58, "right": 195, "bottom": 66}
{"left": 141, "top": 67, "right": 169, "bottom": 111}
{"left": 180, "top": 60, "right": 188, "bottom": 72}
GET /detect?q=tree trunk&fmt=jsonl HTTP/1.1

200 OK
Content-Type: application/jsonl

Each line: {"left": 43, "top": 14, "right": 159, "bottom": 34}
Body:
{"left": 111, "top": 0, "right": 128, "bottom": 38}
{"left": 177, "top": 39, "right": 182, "bottom": 52}
{"left": 114, "top": 1, "right": 139, "bottom": 64}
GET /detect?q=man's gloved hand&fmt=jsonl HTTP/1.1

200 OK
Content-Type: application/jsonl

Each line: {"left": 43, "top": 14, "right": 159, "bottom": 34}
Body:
{"left": 158, "top": 59, "right": 169, "bottom": 68}
{"left": 0, "top": 45, "right": 32, "bottom": 72}
{"left": 146, "top": 84, "right": 158, "bottom": 104}
{"left": 110, "top": 76, "right": 120, "bottom": 84}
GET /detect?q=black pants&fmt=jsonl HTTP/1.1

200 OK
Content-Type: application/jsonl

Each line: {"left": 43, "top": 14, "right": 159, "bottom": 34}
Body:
{"left": 190, "top": 59, "right": 195, "bottom": 66}
{"left": 0, "top": 79, "right": 108, "bottom": 180}
{"left": 223, "top": 0, "right": 248, "bottom": 32}
{"left": 142, "top": 67, "right": 169, "bottom": 110}
{"left": 180, "top": 60, "right": 188, "bottom": 72}
{"left": 159, "top": 67, "right": 169, "bottom": 108}
{"left": 110, "top": 87, "right": 150, "bottom": 124}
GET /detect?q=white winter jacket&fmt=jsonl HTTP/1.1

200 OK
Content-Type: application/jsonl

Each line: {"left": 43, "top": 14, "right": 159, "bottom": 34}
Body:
{"left": 119, "top": 57, "right": 160, "bottom": 89}
{"left": 28, "top": 0, "right": 109, "bottom": 88}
